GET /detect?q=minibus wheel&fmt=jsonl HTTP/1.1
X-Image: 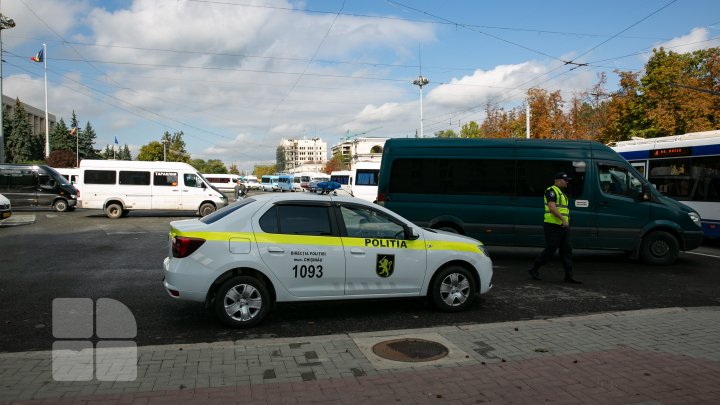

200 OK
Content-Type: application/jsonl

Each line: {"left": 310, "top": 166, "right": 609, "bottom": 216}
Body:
{"left": 53, "top": 199, "right": 69, "bottom": 212}
{"left": 640, "top": 231, "right": 679, "bottom": 265}
{"left": 199, "top": 203, "right": 216, "bottom": 217}
{"left": 105, "top": 203, "right": 123, "bottom": 219}
{"left": 214, "top": 276, "right": 271, "bottom": 328}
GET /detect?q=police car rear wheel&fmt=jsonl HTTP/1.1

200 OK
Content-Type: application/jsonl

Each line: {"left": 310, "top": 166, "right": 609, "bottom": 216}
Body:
{"left": 215, "top": 276, "right": 270, "bottom": 328}
{"left": 431, "top": 266, "right": 475, "bottom": 312}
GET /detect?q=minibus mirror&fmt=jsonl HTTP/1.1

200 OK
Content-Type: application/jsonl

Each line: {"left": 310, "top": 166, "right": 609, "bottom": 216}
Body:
{"left": 404, "top": 225, "right": 420, "bottom": 240}
{"left": 641, "top": 184, "right": 651, "bottom": 201}
{"left": 201, "top": 182, "right": 207, "bottom": 189}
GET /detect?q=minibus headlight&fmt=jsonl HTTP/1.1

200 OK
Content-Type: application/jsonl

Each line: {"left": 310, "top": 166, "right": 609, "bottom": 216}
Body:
{"left": 688, "top": 212, "right": 701, "bottom": 227}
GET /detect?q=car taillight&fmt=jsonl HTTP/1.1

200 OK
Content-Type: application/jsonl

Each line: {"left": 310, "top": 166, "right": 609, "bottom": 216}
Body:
{"left": 172, "top": 236, "right": 206, "bottom": 258}
{"left": 376, "top": 192, "right": 386, "bottom": 206}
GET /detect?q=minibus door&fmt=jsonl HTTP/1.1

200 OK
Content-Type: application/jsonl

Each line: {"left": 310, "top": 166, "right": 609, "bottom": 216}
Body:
{"left": 594, "top": 162, "right": 650, "bottom": 248}
{"left": 36, "top": 170, "right": 58, "bottom": 207}
{"left": 181, "top": 173, "right": 206, "bottom": 209}
{"left": 151, "top": 171, "right": 181, "bottom": 210}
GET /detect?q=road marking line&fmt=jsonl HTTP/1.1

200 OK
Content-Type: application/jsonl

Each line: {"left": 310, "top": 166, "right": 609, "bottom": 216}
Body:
{"left": 685, "top": 251, "right": 720, "bottom": 259}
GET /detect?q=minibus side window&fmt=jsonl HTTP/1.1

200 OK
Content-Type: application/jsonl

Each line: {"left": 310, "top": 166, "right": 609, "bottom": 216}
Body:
{"left": 184, "top": 174, "right": 203, "bottom": 188}
{"left": 119, "top": 171, "right": 150, "bottom": 185}
{"left": 598, "top": 164, "right": 643, "bottom": 198}
{"left": 516, "top": 160, "right": 585, "bottom": 198}
{"left": 154, "top": 172, "right": 178, "bottom": 187}
{"left": 85, "top": 170, "right": 116, "bottom": 185}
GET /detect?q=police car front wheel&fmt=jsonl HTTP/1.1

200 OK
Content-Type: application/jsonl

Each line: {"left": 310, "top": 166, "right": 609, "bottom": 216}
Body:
{"left": 214, "top": 276, "right": 271, "bottom": 328}
{"left": 431, "top": 266, "right": 476, "bottom": 312}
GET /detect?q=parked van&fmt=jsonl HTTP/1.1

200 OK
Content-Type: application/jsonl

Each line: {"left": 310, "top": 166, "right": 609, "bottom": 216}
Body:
{"left": 261, "top": 175, "right": 279, "bottom": 192}
{"left": 202, "top": 173, "right": 240, "bottom": 193}
{"left": 277, "top": 174, "right": 294, "bottom": 192}
{"left": 78, "top": 160, "right": 227, "bottom": 218}
{"left": 55, "top": 168, "right": 81, "bottom": 186}
{"left": 330, "top": 170, "right": 353, "bottom": 193}
{"left": 352, "top": 161, "right": 381, "bottom": 203}
{"left": 241, "top": 175, "right": 261, "bottom": 190}
{"left": 377, "top": 138, "right": 704, "bottom": 265}
{"left": 0, "top": 164, "right": 78, "bottom": 212}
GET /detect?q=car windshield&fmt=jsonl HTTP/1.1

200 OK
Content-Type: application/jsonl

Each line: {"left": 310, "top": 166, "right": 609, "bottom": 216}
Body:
{"left": 200, "top": 198, "right": 256, "bottom": 224}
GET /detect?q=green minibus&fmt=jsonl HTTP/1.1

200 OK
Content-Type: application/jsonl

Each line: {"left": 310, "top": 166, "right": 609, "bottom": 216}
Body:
{"left": 376, "top": 138, "right": 703, "bottom": 265}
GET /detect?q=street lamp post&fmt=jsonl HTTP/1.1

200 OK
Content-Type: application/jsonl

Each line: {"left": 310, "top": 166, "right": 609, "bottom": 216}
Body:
{"left": 0, "top": 12, "right": 16, "bottom": 164}
{"left": 412, "top": 75, "right": 429, "bottom": 138}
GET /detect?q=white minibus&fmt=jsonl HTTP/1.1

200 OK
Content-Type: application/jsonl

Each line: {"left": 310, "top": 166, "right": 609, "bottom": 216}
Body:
{"left": 351, "top": 161, "right": 381, "bottom": 203}
{"left": 202, "top": 173, "right": 241, "bottom": 193}
{"left": 78, "top": 160, "right": 228, "bottom": 218}
{"left": 261, "top": 175, "right": 280, "bottom": 192}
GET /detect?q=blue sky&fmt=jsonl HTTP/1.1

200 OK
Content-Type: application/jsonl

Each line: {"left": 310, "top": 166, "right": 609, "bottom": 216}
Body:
{"left": 2, "top": 0, "right": 719, "bottom": 172}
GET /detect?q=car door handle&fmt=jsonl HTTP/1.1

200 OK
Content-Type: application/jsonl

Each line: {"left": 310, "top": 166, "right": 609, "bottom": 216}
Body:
{"left": 172, "top": 189, "right": 180, "bottom": 192}
{"left": 267, "top": 247, "right": 284, "bottom": 254}
{"left": 349, "top": 248, "right": 364, "bottom": 255}
{"left": 599, "top": 201, "right": 610, "bottom": 207}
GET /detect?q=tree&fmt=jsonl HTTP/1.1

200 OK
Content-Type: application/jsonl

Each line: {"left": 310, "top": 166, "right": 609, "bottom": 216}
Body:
{"left": 276, "top": 146, "right": 287, "bottom": 172}
{"left": 137, "top": 141, "right": 164, "bottom": 161}
{"left": 6, "top": 98, "right": 43, "bottom": 163}
{"left": 460, "top": 121, "right": 481, "bottom": 138}
{"left": 323, "top": 151, "right": 348, "bottom": 174}
{"left": 228, "top": 163, "right": 241, "bottom": 175}
{"left": 47, "top": 149, "right": 77, "bottom": 167}
{"left": 253, "top": 164, "right": 277, "bottom": 177}
{"left": 49, "top": 119, "right": 75, "bottom": 153}
{"left": 78, "top": 121, "right": 99, "bottom": 160}
{"left": 435, "top": 129, "right": 458, "bottom": 138}
{"left": 160, "top": 131, "right": 190, "bottom": 162}
{"left": 189, "top": 159, "right": 227, "bottom": 173}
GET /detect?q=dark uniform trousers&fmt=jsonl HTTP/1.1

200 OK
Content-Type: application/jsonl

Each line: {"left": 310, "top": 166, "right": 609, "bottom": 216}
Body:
{"left": 533, "top": 222, "right": 573, "bottom": 278}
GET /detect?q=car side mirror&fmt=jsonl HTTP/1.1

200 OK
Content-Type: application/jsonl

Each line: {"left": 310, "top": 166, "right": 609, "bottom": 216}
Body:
{"left": 201, "top": 182, "right": 207, "bottom": 189}
{"left": 404, "top": 225, "right": 420, "bottom": 240}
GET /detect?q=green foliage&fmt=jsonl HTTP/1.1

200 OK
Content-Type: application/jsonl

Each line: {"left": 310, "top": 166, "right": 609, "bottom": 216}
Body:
{"left": 460, "top": 121, "right": 481, "bottom": 138}
{"left": 137, "top": 141, "right": 164, "bottom": 161}
{"left": 6, "top": 99, "right": 43, "bottom": 163}
{"left": 189, "top": 159, "right": 227, "bottom": 173}
{"left": 435, "top": 129, "right": 458, "bottom": 138}
{"left": 253, "top": 164, "right": 277, "bottom": 177}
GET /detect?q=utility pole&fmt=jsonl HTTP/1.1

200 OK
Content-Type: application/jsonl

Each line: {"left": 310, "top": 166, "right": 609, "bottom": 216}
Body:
{"left": 412, "top": 75, "right": 429, "bottom": 138}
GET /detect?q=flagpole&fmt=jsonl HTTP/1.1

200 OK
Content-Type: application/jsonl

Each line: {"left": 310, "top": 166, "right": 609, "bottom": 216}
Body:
{"left": 75, "top": 128, "right": 78, "bottom": 167}
{"left": 43, "top": 43, "right": 49, "bottom": 158}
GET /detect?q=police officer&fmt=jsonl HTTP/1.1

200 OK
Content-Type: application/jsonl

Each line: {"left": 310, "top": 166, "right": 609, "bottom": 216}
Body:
{"left": 528, "top": 172, "right": 581, "bottom": 284}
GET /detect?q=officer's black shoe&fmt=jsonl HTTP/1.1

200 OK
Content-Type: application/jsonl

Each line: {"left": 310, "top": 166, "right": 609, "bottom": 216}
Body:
{"left": 529, "top": 269, "right": 542, "bottom": 280}
{"left": 564, "top": 277, "right": 582, "bottom": 284}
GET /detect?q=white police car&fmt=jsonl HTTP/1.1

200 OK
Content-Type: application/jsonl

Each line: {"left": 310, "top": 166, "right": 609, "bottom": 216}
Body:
{"left": 163, "top": 184, "right": 493, "bottom": 327}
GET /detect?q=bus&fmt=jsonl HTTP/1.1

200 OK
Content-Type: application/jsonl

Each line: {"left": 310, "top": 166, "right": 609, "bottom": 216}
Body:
{"left": 613, "top": 130, "right": 720, "bottom": 238}
{"left": 352, "top": 161, "right": 381, "bottom": 203}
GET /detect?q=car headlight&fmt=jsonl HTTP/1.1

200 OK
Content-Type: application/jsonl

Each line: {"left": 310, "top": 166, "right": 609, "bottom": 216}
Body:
{"left": 688, "top": 212, "right": 701, "bottom": 227}
{"left": 478, "top": 244, "right": 489, "bottom": 258}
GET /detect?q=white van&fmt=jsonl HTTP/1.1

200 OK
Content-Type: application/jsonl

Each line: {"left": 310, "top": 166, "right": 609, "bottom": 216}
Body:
{"left": 330, "top": 170, "right": 353, "bottom": 193}
{"left": 202, "top": 173, "right": 240, "bottom": 193}
{"left": 55, "top": 168, "right": 82, "bottom": 187}
{"left": 351, "top": 161, "right": 380, "bottom": 203}
{"left": 241, "top": 175, "right": 261, "bottom": 190}
{"left": 78, "top": 160, "right": 228, "bottom": 218}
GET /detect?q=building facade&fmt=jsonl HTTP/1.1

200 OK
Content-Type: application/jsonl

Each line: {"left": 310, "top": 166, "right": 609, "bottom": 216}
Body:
{"left": 277, "top": 138, "right": 328, "bottom": 173}
{"left": 2, "top": 95, "right": 57, "bottom": 137}
{"left": 331, "top": 137, "right": 389, "bottom": 168}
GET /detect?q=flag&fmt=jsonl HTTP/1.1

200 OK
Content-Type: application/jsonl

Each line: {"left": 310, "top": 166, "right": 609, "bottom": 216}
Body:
{"left": 70, "top": 127, "right": 77, "bottom": 137}
{"left": 31, "top": 48, "right": 44, "bottom": 63}
{"left": 114, "top": 136, "right": 119, "bottom": 145}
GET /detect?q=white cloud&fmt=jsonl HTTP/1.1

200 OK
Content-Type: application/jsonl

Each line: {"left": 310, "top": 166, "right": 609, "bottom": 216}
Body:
{"left": 655, "top": 27, "right": 720, "bottom": 55}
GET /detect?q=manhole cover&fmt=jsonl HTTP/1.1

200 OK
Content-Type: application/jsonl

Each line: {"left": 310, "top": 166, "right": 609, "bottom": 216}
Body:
{"left": 372, "top": 338, "right": 449, "bottom": 362}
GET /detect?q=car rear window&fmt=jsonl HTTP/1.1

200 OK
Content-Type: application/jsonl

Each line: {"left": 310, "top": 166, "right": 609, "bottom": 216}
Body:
{"left": 200, "top": 198, "right": 256, "bottom": 224}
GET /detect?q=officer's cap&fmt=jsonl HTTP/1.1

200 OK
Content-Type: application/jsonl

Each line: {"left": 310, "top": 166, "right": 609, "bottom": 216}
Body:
{"left": 554, "top": 172, "right": 572, "bottom": 181}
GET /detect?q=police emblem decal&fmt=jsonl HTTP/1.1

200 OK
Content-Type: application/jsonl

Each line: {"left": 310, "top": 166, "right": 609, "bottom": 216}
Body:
{"left": 376, "top": 254, "right": 394, "bottom": 278}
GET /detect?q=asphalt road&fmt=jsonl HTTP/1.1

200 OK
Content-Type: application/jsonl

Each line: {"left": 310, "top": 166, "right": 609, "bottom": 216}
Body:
{"left": 2, "top": 201, "right": 719, "bottom": 353}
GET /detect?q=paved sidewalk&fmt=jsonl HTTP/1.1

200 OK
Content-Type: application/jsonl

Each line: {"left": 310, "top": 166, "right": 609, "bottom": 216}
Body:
{"left": 2, "top": 306, "right": 720, "bottom": 404}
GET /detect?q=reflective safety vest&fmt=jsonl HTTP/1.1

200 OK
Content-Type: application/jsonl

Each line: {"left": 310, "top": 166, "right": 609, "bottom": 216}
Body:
{"left": 544, "top": 185, "right": 570, "bottom": 225}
